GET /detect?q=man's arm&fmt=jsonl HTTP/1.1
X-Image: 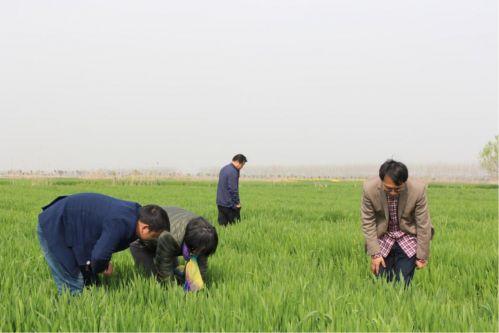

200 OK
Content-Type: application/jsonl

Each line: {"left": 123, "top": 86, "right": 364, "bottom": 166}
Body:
{"left": 227, "top": 170, "right": 240, "bottom": 208}
{"left": 90, "top": 219, "right": 124, "bottom": 274}
{"left": 361, "top": 188, "right": 386, "bottom": 274}
{"left": 415, "top": 185, "right": 432, "bottom": 262}
{"left": 361, "top": 189, "right": 380, "bottom": 256}
{"left": 154, "top": 232, "right": 180, "bottom": 283}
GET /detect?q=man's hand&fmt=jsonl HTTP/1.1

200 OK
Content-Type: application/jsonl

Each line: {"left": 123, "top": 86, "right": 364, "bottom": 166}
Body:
{"left": 235, "top": 203, "right": 241, "bottom": 209}
{"left": 416, "top": 259, "right": 427, "bottom": 269}
{"left": 370, "top": 256, "right": 385, "bottom": 275}
{"left": 103, "top": 261, "right": 113, "bottom": 277}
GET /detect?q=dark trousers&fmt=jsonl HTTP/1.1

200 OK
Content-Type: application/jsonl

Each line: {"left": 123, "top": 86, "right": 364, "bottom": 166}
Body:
{"left": 378, "top": 243, "right": 417, "bottom": 286}
{"left": 129, "top": 240, "right": 158, "bottom": 276}
{"left": 217, "top": 205, "right": 241, "bottom": 226}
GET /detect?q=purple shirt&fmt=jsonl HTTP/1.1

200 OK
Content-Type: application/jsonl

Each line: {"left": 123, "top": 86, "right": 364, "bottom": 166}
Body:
{"left": 378, "top": 194, "right": 417, "bottom": 258}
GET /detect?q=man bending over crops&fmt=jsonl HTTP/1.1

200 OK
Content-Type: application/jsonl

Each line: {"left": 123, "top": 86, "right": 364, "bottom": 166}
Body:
{"left": 130, "top": 206, "right": 218, "bottom": 291}
{"left": 361, "top": 160, "right": 434, "bottom": 286}
{"left": 37, "top": 193, "right": 169, "bottom": 294}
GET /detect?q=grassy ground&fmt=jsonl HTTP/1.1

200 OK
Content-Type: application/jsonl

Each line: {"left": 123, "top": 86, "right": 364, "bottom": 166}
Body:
{"left": 0, "top": 179, "right": 497, "bottom": 331}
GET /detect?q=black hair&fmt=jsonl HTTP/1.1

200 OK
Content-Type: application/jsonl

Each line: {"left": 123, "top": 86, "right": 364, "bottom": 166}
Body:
{"left": 184, "top": 217, "right": 218, "bottom": 256}
{"left": 379, "top": 159, "right": 409, "bottom": 185}
{"left": 138, "top": 205, "right": 170, "bottom": 232}
{"left": 232, "top": 154, "right": 248, "bottom": 163}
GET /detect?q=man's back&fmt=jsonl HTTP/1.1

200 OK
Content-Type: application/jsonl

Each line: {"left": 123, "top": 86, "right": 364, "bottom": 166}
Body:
{"left": 216, "top": 163, "right": 239, "bottom": 208}
{"left": 145, "top": 206, "right": 199, "bottom": 249}
{"left": 135, "top": 206, "right": 209, "bottom": 282}
{"left": 38, "top": 193, "right": 140, "bottom": 275}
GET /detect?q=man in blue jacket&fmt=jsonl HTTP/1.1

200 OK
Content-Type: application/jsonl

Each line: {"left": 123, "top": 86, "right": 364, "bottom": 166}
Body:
{"left": 37, "top": 193, "right": 169, "bottom": 294}
{"left": 216, "top": 154, "right": 247, "bottom": 226}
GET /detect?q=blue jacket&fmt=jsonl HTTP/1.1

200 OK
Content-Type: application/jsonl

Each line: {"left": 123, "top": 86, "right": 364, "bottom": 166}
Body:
{"left": 216, "top": 163, "right": 240, "bottom": 208}
{"left": 38, "top": 193, "right": 140, "bottom": 277}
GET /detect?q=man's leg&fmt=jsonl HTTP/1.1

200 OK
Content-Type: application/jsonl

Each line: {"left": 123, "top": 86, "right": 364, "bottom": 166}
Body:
{"left": 217, "top": 205, "right": 230, "bottom": 226}
{"left": 378, "top": 249, "right": 396, "bottom": 283}
{"left": 129, "top": 240, "right": 157, "bottom": 276}
{"left": 37, "top": 223, "right": 84, "bottom": 294}
{"left": 392, "top": 244, "right": 417, "bottom": 286}
{"left": 225, "top": 207, "right": 241, "bottom": 225}
{"left": 233, "top": 207, "right": 241, "bottom": 223}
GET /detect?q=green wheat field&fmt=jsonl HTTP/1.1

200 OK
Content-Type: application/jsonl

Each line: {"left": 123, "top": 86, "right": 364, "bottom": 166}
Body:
{"left": 0, "top": 179, "right": 497, "bottom": 332}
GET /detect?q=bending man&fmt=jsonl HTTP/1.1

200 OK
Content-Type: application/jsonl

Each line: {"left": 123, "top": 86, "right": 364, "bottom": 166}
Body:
{"left": 130, "top": 206, "right": 218, "bottom": 288}
{"left": 37, "top": 193, "right": 169, "bottom": 294}
{"left": 361, "top": 159, "right": 433, "bottom": 286}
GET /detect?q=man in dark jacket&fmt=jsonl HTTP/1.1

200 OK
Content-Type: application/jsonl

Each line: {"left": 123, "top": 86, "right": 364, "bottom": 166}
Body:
{"left": 216, "top": 154, "right": 247, "bottom": 225}
{"left": 37, "top": 193, "right": 169, "bottom": 294}
{"left": 130, "top": 206, "right": 218, "bottom": 285}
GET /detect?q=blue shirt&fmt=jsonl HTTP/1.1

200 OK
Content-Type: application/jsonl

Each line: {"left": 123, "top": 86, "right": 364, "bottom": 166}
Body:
{"left": 216, "top": 163, "right": 240, "bottom": 208}
{"left": 38, "top": 193, "right": 140, "bottom": 276}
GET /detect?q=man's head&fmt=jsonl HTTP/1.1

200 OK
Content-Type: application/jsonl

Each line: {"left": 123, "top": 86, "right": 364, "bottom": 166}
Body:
{"left": 184, "top": 217, "right": 218, "bottom": 256}
{"left": 136, "top": 205, "right": 170, "bottom": 241}
{"left": 232, "top": 154, "right": 247, "bottom": 170}
{"left": 379, "top": 159, "right": 408, "bottom": 197}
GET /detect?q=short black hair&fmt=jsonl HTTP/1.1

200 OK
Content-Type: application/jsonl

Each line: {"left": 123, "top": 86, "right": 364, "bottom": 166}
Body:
{"left": 184, "top": 217, "right": 218, "bottom": 256}
{"left": 138, "top": 205, "right": 170, "bottom": 232}
{"left": 379, "top": 159, "right": 409, "bottom": 185}
{"left": 232, "top": 154, "right": 247, "bottom": 163}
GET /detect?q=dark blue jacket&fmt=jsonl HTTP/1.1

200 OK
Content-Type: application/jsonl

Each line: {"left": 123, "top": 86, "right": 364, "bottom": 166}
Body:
{"left": 216, "top": 163, "right": 240, "bottom": 208}
{"left": 38, "top": 193, "right": 140, "bottom": 277}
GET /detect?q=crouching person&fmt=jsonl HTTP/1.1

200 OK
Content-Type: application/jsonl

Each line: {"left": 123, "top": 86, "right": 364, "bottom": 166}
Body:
{"left": 361, "top": 160, "right": 434, "bottom": 286}
{"left": 130, "top": 206, "right": 218, "bottom": 291}
{"left": 37, "top": 193, "right": 169, "bottom": 295}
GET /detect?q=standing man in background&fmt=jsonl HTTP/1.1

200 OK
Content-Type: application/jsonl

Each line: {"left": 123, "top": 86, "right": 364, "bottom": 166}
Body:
{"left": 361, "top": 159, "right": 433, "bottom": 286}
{"left": 216, "top": 154, "right": 247, "bottom": 226}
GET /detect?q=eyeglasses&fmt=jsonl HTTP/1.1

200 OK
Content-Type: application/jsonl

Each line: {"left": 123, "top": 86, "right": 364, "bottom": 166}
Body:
{"left": 383, "top": 183, "right": 405, "bottom": 194}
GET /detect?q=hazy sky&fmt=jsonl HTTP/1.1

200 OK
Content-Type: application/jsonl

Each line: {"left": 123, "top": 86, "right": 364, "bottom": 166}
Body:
{"left": 0, "top": 0, "right": 497, "bottom": 172}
